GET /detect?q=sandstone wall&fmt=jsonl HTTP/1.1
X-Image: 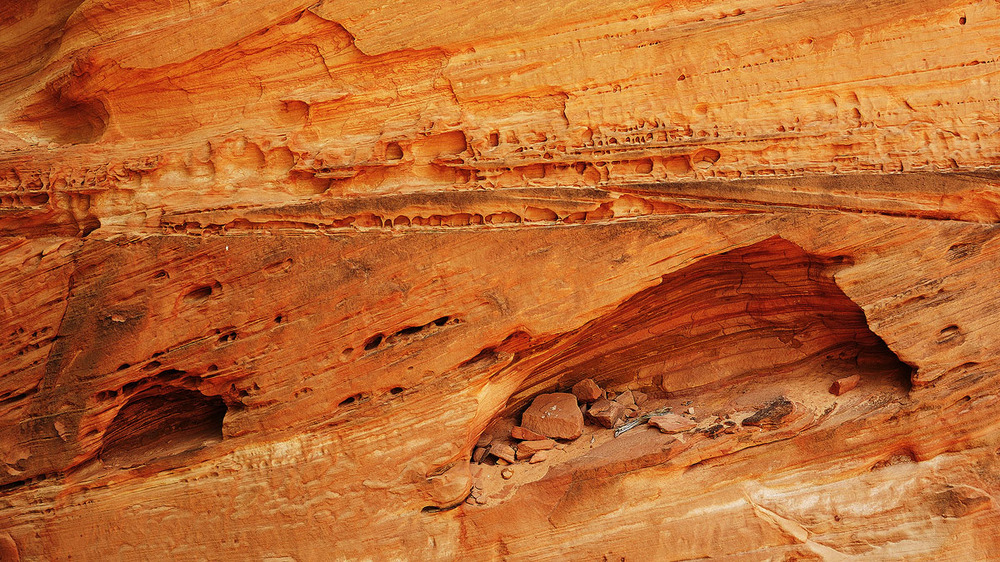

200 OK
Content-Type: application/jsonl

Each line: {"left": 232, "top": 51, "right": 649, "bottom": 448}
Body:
{"left": 2, "top": 0, "right": 1000, "bottom": 559}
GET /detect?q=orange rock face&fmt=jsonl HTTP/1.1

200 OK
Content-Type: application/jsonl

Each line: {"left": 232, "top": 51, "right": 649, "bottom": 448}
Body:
{"left": 3, "top": 0, "right": 1000, "bottom": 560}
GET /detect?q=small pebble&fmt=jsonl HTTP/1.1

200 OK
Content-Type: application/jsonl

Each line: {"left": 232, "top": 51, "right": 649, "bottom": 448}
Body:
{"left": 687, "top": 407, "right": 695, "bottom": 415}
{"left": 501, "top": 468, "right": 514, "bottom": 480}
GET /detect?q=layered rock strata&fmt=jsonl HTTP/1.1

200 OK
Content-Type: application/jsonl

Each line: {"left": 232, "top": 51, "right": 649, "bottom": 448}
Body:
{"left": 2, "top": 0, "right": 1000, "bottom": 560}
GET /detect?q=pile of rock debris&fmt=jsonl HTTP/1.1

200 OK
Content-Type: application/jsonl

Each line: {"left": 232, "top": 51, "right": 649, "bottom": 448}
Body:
{"left": 473, "top": 379, "right": 705, "bottom": 470}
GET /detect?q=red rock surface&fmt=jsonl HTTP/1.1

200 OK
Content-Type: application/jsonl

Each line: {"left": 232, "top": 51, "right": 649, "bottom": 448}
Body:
{"left": 492, "top": 443, "right": 517, "bottom": 465}
{"left": 510, "top": 426, "right": 546, "bottom": 441}
{"left": 571, "top": 378, "right": 604, "bottom": 403}
{"left": 648, "top": 414, "right": 698, "bottom": 434}
{"left": 586, "top": 398, "right": 628, "bottom": 429}
{"left": 2, "top": 0, "right": 1000, "bottom": 560}
{"left": 528, "top": 450, "right": 549, "bottom": 464}
{"left": 831, "top": 374, "right": 862, "bottom": 396}
{"left": 614, "top": 389, "right": 636, "bottom": 409}
{"left": 515, "top": 439, "right": 555, "bottom": 460}
{"left": 520, "top": 393, "right": 585, "bottom": 440}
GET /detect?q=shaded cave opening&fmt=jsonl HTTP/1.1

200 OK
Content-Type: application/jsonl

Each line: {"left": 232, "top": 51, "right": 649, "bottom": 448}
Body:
{"left": 463, "top": 237, "right": 917, "bottom": 481}
{"left": 489, "top": 236, "right": 914, "bottom": 432}
{"left": 98, "top": 387, "right": 227, "bottom": 469}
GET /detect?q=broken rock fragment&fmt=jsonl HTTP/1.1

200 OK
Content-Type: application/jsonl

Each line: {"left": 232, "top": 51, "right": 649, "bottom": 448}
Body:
{"left": 472, "top": 447, "right": 489, "bottom": 463}
{"left": 521, "top": 393, "right": 584, "bottom": 440}
{"left": 586, "top": 398, "right": 626, "bottom": 428}
{"left": 648, "top": 414, "right": 698, "bottom": 434}
{"left": 511, "top": 426, "right": 547, "bottom": 441}
{"left": 529, "top": 451, "right": 549, "bottom": 464}
{"left": 614, "top": 390, "right": 636, "bottom": 409}
{"left": 830, "top": 374, "right": 861, "bottom": 396}
{"left": 516, "top": 439, "right": 555, "bottom": 460}
{"left": 425, "top": 463, "right": 472, "bottom": 508}
{"left": 571, "top": 378, "right": 604, "bottom": 403}
{"left": 490, "top": 442, "right": 517, "bottom": 464}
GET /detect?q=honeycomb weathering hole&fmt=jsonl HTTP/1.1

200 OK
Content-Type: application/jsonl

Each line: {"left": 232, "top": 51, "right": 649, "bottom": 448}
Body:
{"left": 386, "top": 142, "right": 403, "bottom": 160}
{"left": 98, "top": 387, "right": 227, "bottom": 468}
{"left": 184, "top": 282, "right": 220, "bottom": 303}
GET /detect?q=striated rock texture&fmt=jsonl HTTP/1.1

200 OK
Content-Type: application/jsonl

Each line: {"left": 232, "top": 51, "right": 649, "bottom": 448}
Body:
{"left": 2, "top": 0, "right": 1000, "bottom": 559}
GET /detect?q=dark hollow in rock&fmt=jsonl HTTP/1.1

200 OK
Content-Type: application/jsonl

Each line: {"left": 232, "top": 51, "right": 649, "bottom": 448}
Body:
{"left": 498, "top": 236, "right": 913, "bottom": 414}
{"left": 98, "top": 387, "right": 227, "bottom": 468}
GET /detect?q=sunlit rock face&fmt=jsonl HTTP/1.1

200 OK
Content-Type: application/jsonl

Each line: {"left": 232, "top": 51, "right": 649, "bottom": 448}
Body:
{"left": 2, "top": 0, "right": 1000, "bottom": 560}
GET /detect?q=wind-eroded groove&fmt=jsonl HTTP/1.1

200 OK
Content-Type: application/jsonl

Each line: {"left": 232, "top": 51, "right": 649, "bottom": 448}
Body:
{"left": 616, "top": 187, "right": 991, "bottom": 224}
{"left": 2, "top": 171, "right": 998, "bottom": 240}
{"left": 619, "top": 171, "right": 1000, "bottom": 223}
{"left": 155, "top": 171, "right": 1000, "bottom": 237}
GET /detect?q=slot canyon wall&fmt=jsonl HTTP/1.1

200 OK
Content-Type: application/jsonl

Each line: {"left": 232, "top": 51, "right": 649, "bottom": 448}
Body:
{"left": 2, "top": 0, "right": 1000, "bottom": 559}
